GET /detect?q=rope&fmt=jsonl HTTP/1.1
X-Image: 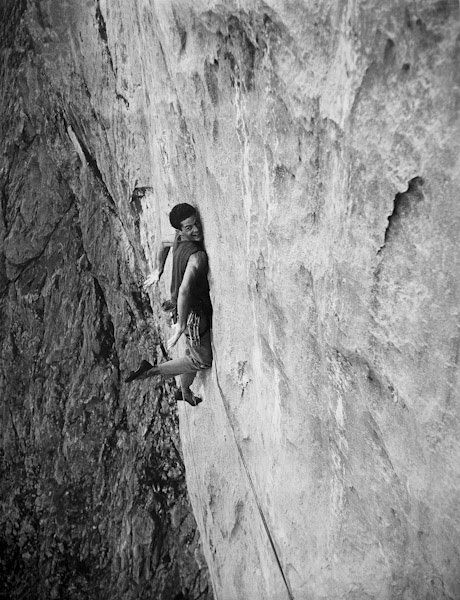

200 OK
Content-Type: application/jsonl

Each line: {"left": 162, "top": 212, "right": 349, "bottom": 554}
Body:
{"left": 159, "top": 339, "right": 219, "bottom": 599}
{"left": 158, "top": 334, "right": 294, "bottom": 600}
{"left": 210, "top": 339, "right": 295, "bottom": 600}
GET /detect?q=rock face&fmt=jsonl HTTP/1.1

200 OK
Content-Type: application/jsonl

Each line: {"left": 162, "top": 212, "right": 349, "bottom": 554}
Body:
{"left": 0, "top": 2, "right": 211, "bottom": 599}
{"left": 1, "top": 1, "right": 459, "bottom": 600}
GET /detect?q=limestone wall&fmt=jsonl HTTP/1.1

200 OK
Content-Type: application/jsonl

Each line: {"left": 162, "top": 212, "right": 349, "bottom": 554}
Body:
{"left": 1, "top": 1, "right": 459, "bottom": 599}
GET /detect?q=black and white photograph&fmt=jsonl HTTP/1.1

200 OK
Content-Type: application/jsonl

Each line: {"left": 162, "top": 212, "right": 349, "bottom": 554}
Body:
{"left": 1, "top": 1, "right": 459, "bottom": 599}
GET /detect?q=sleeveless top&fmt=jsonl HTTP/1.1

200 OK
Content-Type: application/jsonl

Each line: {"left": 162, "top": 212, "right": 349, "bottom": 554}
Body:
{"left": 170, "top": 240, "right": 212, "bottom": 323}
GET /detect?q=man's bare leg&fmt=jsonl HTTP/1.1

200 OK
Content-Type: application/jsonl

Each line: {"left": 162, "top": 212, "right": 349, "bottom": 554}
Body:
{"left": 125, "top": 347, "right": 205, "bottom": 406}
{"left": 125, "top": 361, "right": 201, "bottom": 406}
{"left": 125, "top": 357, "right": 202, "bottom": 406}
{"left": 125, "top": 355, "right": 196, "bottom": 382}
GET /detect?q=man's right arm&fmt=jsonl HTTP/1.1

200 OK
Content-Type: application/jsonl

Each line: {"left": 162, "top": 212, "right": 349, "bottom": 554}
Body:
{"left": 156, "top": 242, "right": 172, "bottom": 276}
{"left": 143, "top": 236, "right": 176, "bottom": 288}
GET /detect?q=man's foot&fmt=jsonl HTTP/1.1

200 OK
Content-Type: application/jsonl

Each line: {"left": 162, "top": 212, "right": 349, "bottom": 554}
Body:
{"left": 125, "top": 359, "right": 154, "bottom": 383}
{"left": 174, "top": 389, "right": 202, "bottom": 407}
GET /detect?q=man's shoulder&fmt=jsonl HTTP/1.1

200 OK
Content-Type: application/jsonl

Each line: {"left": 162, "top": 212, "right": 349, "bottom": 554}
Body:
{"left": 187, "top": 249, "right": 208, "bottom": 267}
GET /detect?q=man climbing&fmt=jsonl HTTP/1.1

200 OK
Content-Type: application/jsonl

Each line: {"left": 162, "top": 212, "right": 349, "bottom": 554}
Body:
{"left": 125, "top": 203, "right": 213, "bottom": 406}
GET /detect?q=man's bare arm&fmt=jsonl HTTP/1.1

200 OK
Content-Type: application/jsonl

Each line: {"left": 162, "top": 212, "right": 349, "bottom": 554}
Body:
{"left": 156, "top": 242, "right": 172, "bottom": 272}
{"left": 143, "top": 234, "right": 177, "bottom": 288}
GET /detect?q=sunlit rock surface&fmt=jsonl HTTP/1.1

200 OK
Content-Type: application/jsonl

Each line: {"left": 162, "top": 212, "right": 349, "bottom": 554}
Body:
{"left": 1, "top": 1, "right": 459, "bottom": 599}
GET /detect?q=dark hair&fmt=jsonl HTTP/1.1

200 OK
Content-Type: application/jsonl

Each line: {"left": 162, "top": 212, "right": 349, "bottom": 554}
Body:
{"left": 169, "top": 203, "right": 196, "bottom": 229}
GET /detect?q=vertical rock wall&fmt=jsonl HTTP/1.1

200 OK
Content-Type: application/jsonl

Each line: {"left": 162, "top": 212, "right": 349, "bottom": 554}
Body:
{"left": 133, "top": 2, "right": 459, "bottom": 599}
{"left": 1, "top": 1, "right": 459, "bottom": 600}
{"left": 0, "top": 2, "right": 211, "bottom": 599}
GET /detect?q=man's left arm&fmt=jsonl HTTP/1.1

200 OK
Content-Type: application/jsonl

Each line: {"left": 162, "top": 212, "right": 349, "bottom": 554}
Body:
{"left": 167, "top": 251, "right": 207, "bottom": 349}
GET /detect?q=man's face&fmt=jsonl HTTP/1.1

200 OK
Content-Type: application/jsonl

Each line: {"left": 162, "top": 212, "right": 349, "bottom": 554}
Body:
{"left": 179, "top": 214, "right": 202, "bottom": 242}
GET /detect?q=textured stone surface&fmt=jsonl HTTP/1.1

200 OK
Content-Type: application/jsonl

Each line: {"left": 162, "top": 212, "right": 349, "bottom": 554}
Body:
{"left": 1, "top": 1, "right": 459, "bottom": 599}
{"left": 0, "top": 2, "right": 211, "bottom": 599}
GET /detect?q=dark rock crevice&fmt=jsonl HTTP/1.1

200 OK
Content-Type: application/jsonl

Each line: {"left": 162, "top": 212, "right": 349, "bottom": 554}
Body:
{"left": 378, "top": 176, "right": 424, "bottom": 254}
{"left": 219, "top": 15, "right": 257, "bottom": 92}
{"left": 116, "top": 92, "right": 129, "bottom": 107}
{"left": 95, "top": 0, "right": 116, "bottom": 75}
{"left": 92, "top": 276, "right": 119, "bottom": 367}
{"left": 171, "top": 6, "right": 187, "bottom": 54}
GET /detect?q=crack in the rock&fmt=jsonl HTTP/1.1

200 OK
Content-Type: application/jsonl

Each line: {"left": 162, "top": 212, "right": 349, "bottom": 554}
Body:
{"left": 116, "top": 93, "right": 129, "bottom": 108}
{"left": 92, "top": 275, "right": 121, "bottom": 378}
{"left": 0, "top": 139, "right": 23, "bottom": 233}
{"left": 377, "top": 176, "right": 424, "bottom": 254}
{"left": 171, "top": 6, "right": 187, "bottom": 54}
{"left": 95, "top": 0, "right": 116, "bottom": 75}
{"left": 63, "top": 112, "right": 116, "bottom": 208}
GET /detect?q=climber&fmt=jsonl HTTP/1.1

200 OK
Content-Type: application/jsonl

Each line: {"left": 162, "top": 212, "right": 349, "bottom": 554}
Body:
{"left": 125, "top": 203, "right": 213, "bottom": 407}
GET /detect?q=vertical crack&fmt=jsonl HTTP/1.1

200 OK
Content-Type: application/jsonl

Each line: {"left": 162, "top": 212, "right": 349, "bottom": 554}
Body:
{"left": 95, "top": 1, "right": 115, "bottom": 75}
{"left": 378, "top": 176, "right": 424, "bottom": 254}
{"left": 63, "top": 115, "right": 117, "bottom": 208}
{"left": 93, "top": 276, "right": 119, "bottom": 367}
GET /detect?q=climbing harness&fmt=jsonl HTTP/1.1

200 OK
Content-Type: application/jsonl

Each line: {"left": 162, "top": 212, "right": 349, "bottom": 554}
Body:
{"left": 210, "top": 339, "right": 295, "bottom": 600}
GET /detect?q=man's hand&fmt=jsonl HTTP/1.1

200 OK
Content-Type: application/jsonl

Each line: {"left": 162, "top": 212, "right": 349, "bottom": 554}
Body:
{"left": 167, "top": 322, "right": 185, "bottom": 350}
{"left": 143, "top": 268, "right": 162, "bottom": 289}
